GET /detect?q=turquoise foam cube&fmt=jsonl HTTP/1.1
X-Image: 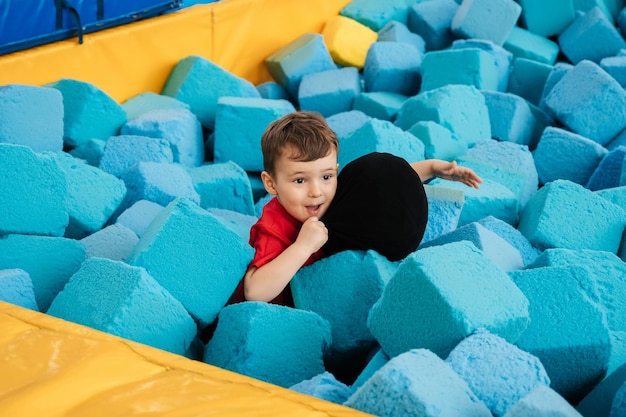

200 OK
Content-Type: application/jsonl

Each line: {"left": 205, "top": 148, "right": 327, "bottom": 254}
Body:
{"left": 421, "top": 184, "right": 464, "bottom": 243}
{"left": 99, "top": 135, "right": 174, "bottom": 178}
{"left": 407, "top": 120, "right": 467, "bottom": 160}
{"left": 377, "top": 20, "right": 426, "bottom": 54}
{"left": 503, "top": 26, "right": 560, "bottom": 65}
{"left": 352, "top": 91, "right": 407, "bottom": 121}
{"left": 115, "top": 200, "right": 164, "bottom": 239}
{"left": 363, "top": 41, "right": 422, "bottom": 95}
{"left": 577, "top": 362, "right": 626, "bottom": 417}
{"left": 517, "top": 0, "right": 575, "bottom": 37}
{"left": 407, "top": 0, "right": 460, "bottom": 51}
{"left": 451, "top": 0, "right": 521, "bottom": 46}
{"left": 289, "top": 372, "right": 353, "bottom": 405}
{"left": 326, "top": 110, "right": 370, "bottom": 140}
{"left": 81, "top": 223, "right": 139, "bottom": 262}
{"left": 340, "top": 0, "right": 412, "bottom": 31}
{"left": 256, "top": 81, "right": 290, "bottom": 101}
{"left": 69, "top": 138, "right": 106, "bottom": 167}
{"left": 298, "top": 67, "right": 362, "bottom": 117}
{"left": 587, "top": 146, "right": 626, "bottom": 191}
{"left": 505, "top": 385, "right": 584, "bottom": 417}
{"left": 507, "top": 57, "right": 554, "bottom": 107}
{"left": 478, "top": 216, "right": 540, "bottom": 267}
{"left": 121, "top": 91, "right": 190, "bottom": 121}
{"left": 451, "top": 38, "right": 513, "bottom": 92}
{"left": 600, "top": 55, "right": 626, "bottom": 88}
{"left": 420, "top": 48, "right": 499, "bottom": 92}
{"left": 0, "top": 269, "right": 39, "bottom": 311}
{"left": 482, "top": 90, "right": 535, "bottom": 146}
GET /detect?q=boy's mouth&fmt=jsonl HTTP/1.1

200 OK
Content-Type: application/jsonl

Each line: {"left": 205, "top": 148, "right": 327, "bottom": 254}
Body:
{"left": 306, "top": 204, "right": 322, "bottom": 215}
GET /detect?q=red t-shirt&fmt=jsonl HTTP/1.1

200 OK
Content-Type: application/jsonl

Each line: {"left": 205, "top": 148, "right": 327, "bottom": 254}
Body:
{"left": 230, "top": 197, "right": 323, "bottom": 306}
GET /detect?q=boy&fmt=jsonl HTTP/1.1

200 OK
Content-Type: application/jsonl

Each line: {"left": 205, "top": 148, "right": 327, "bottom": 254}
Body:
{"left": 234, "top": 111, "right": 482, "bottom": 306}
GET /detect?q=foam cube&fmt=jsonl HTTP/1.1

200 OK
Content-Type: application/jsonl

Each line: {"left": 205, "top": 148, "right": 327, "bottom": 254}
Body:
{"left": 68, "top": 138, "right": 106, "bottom": 167}
{"left": 350, "top": 348, "right": 390, "bottom": 391}
{"left": 205, "top": 208, "right": 257, "bottom": 244}
{"left": 265, "top": 33, "right": 337, "bottom": 100}
{"left": 291, "top": 250, "right": 396, "bottom": 359}
{"left": 0, "top": 144, "right": 69, "bottom": 237}
{"left": 451, "top": 0, "right": 522, "bottom": 46}
{"left": 213, "top": 97, "right": 295, "bottom": 171}
{"left": 127, "top": 198, "right": 253, "bottom": 327}
{"left": 377, "top": 20, "right": 426, "bottom": 54}
{"left": 0, "top": 84, "right": 63, "bottom": 152}
{"left": 344, "top": 349, "right": 492, "bottom": 417}
{"left": 352, "top": 91, "right": 407, "bottom": 121}
{"left": 0, "top": 234, "right": 85, "bottom": 312}
{"left": 186, "top": 161, "right": 255, "bottom": 216}
{"left": 298, "top": 67, "right": 361, "bottom": 117}
{"left": 507, "top": 57, "right": 554, "bottom": 107}
{"left": 289, "top": 372, "right": 353, "bottom": 405}
{"left": 115, "top": 200, "right": 163, "bottom": 239}
{"left": 363, "top": 41, "right": 421, "bottom": 95}
{"left": 420, "top": 47, "right": 499, "bottom": 92}
{"left": 526, "top": 102, "right": 556, "bottom": 151}
{"left": 340, "top": 0, "right": 411, "bottom": 31}
{"left": 446, "top": 329, "right": 551, "bottom": 417}
{"left": 161, "top": 55, "right": 260, "bottom": 130}
{"left": 596, "top": 185, "right": 626, "bottom": 208}
{"left": 0, "top": 269, "right": 39, "bottom": 311}
{"left": 407, "top": 0, "right": 460, "bottom": 51}
{"left": 503, "top": 26, "right": 560, "bottom": 65}
{"left": 544, "top": 60, "right": 626, "bottom": 146}
{"left": 503, "top": 385, "right": 585, "bottom": 417}
{"left": 538, "top": 62, "right": 573, "bottom": 114}
{"left": 255, "top": 81, "right": 290, "bottom": 101}
{"left": 482, "top": 91, "right": 535, "bottom": 146}
{"left": 421, "top": 184, "right": 465, "bottom": 243}
{"left": 203, "top": 302, "right": 331, "bottom": 388}
{"left": 407, "top": 120, "right": 467, "bottom": 160}
{"left": 121, "top": 108, "right": 204, "bottom": 168}
{"left": 558, "top": 6, "right": 626, "bottom": 64}
{"left": 577, "top": 362, "right": 626, "bottom": 417}
{"left": 81, "top": 223, "right": 139, "bottom": 262}
{"left": 99, "top": 135, "right": 174, "bottom": 178}
{"left": 478, "top": 216, "right": 541, "bottom": 267}
{"left": 322, "top": 15, "right": 378, "bottom": 69}
{"left": 451, "top": 39, "right": 514, "bottom": 92}
{"left": 517, "top": 0, "right": 576, "bottom": 37}
{"left": 534, "top": 126, "right": 608, "bottom": 186}
{"left": 420, "top": 222, "right": 525, "bottom": 272}
{"left": 395, "top": 84, "right": 491, "bottom": 149}
{"left": 338, "top": 118, "right": 424, "bottom": 169}
{"left": 51, "top": 152, "right": 127, "bottom": 239}
{"left": 509, "top": 266, "right": 611, "bottom": 404}
{"left": 587, "top": 145, "right": 626, "bottom": 190}
{"left": 121, "top": 91, "right": 190, "bottom": 121}
{"left": 47, "top": 78, "right": 127, "bottom": 147}
{"left": 326, "top": 110, "right": 370, "bottom": 141}
{"left": 47, "top": 257, "right": 196, "bottom": 355}
{"left": 518, "top": 179, "right": 626, "bottom": 252}
{"left": 368, "top": 241, "right": 530, "bottom": 359}
{"left": 600, "top": 55, "right": 626, "bottom": 88}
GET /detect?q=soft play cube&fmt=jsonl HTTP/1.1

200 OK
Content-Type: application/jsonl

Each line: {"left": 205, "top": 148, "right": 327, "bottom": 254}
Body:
{"left": 503, "top": 385, "right": 584, "bottom": 417}
{"left": 482, "top": 90, "right": 535, "bottom": 146}
{"left": 81, "top": 223, "right": 139, "bottom": 262}
{"left": 352, "top": 91, "right": 407, "bottom": 121}
{"left": 115, "top": 200, "right": 163, "bottom": 239}
{"left": 503, "top": 26, "right": 560, "bottom": 65}
{"left": 587, "top": 146, "right": 626, "bottom": 191}
{"left": 322, "top": 15, "right": 378, "bottom": 69}
{"left": 516, "top": 0, "right": 575, "bottom": 37}
{"left": 0, "top": 268, "right": 39, "bottom": 311}
{"left": 451, "top": 39, "right": 513, "bottom": 92}
{"left": 407, "top": 120, "right": 467, "bottom": 160}
{"left": 363, "top": 41, "right": 422, "bottom": 95}
{"left": 121, "top": 91, "right": 190, "bottom": 121}
{"left": 298, "top": 67, "right": 361, "bottom": 117}
{"left": 340, "top": 0, "right": 411, "bottom": 31}
{"left": 420, "top": 47, "right": 499, "bottom": 92}
{"left": 290, "top": 372, "right": 353, "bottom": 405}
{"left": 507, "top": 57, "right": 554, "bottom": 107}
{"left": 407, "top": 0, "right": 460, "bottom": 51}
{"left": 99, "top": 135, "right": 174, "bottom": 178}
{"left": 421, "top": 184, "right": 465, "bottom": 244}
{"left": 451, "top": 0, "right": 522, "bottom": 46}
{"left": 377, "top": 20, "right": 426, "bottom": 54}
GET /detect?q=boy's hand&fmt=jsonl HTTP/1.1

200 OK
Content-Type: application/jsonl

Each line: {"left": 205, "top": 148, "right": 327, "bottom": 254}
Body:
{"left": 434, "top": 160, "right": 482, "bottom": 189}
{"left": 296, "top": 216, "right": 328, "bottom": 253}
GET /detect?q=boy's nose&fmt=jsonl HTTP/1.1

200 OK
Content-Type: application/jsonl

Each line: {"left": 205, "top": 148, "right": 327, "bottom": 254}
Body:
{"left": 308, "top": 182, "right": 322, "bottom": 197}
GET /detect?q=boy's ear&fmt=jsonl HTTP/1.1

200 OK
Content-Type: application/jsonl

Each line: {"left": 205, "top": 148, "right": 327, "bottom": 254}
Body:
{"left": 261, "top": 171, "right": 278, "bottom": 195}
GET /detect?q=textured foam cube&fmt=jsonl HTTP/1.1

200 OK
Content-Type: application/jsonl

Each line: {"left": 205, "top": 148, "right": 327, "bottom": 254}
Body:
{"left": 600, "top": 55, "right": 626, "bottom": 88}
{"left": 203, "top": 301, "right": 331, "bottom": 388}
{"left": 161, "top": 55, "right": 260, "bottom": 130}
{"left": 534, "top": 126, "right": 608, "bottom": 186}
{"left": 0, "top": 269, "right": 39, "bottom": 311}
{"left": 368, "top": 241, "right": 530, "bottom": 359}
{"left": 526, "top": 102, "right": 556, "bottom": 151}
{"left": 115, "top": 200, "right": 163, "bottom": 239}
{"left": 543, "top": 60, "right": 626, "bottom": 146}
{"left": 121, "top": 108, "right": 204, "bottom": 168}
{"left": 127, "top": 198, "right": 253, "bottom": 327}
{"left": 338, "top": 118, "right": 425, "bottom": 169}
{"left": 517, "top": 0, "right": 575, "bottom": 37}
{"left": 205, "top": 208, "right": 257, "bottom": 244}
{"left": 482, "top": 91, "right": 535, "bottom": 146}
{"left": 407, "top": 0, "right": 460, "bottom": 51}
{"left": 326, "top": 110, "right": 370, "bottom": 141}
{"left": 509, "top": 266, "right": 611, "bottom": 404}
{"left": 587, "top": 146, "right": 626, "bottom": 191}
{"left": 363, "top": 41, "right": 421, "bottom": 95}
{"left": 0, "top": 144, "right": 69, "bottom": 237}
{"left": 81, "top": 223, "right": 139, "bottom": 262}
{"left": 420, "top": 222, "right": 524, "bottom": 272}
{"left": 503, "top": 26, "right": 560, "bottom": 65}
{"left": 407, "top": 120, "right": 467, "bottom": 160}
{"left": 596, "top": 185, "right": 626, "bottom": 209}
{"left": 518, "top": 179, "right": 626, "bottom": 252}
{"left": 186, "top": 161, "right": 255, "bottom": 216}
{"left": 350, "top": 348, "right": 390, "bottom": 391}
{"left": 451, "top": 39, "right": 513, "bottom": 92}
{"left": 289, "top": 372, "right": 353, "bottom": 405}
{"left": 0, "top": 234, "right": 85, "bottom": 312}
{"left": 503, "top": 385, "right": 584, "bottom": 417}
{"left": 421, "top": 184, "right": 465, "bottom": 243}
{"left": 478, "top": 216, "right": 541, "bottom": 266}
{"left": 213, "top": 97, "right": 295, "bottom": 171}
{"left": 51, "top": 152, "right": 127, "bottom": 239}
{"left": 298, "top": 67, "right": 361, "bottom": 117}
{"left": 121, "top": 92, "right": 190, "bottom": 121}
{"left": 420, "top": 48, "right": 499, "bottom": 92}
{"left": 344, "top": 349, "right": 492, "bottom": 417}
{"left": 0, "top": 84, "right": 63, "bottom": 152}
{"left": 47, "top": 78, "right": 127, "bottom": 147}
{"left": 451, "top": 0, "right": 521, "bottom": 46}
{"left": 577, "top": 362, "right": 626, "bottom": 417}
{"left": 291, "top": 250, "right": 396, "bottom": 358}
{"left": 559, "top": 6, "right": 626, "bottom": 64}
{"left": 507, "top": 57, "right": 554, "bottom": 107}
{"left": 322, "top": 15, "right": 378, "bottom": 69}
{"left": 119, "top": 161, "right": 200, "bottom": 215}
{"left": 395, "top": 84, "right": 491, "bottom": 149}
{"left": 446, "top": 329, "right": 550, "bottom": 417}
{"left": 99, "top": 135, "right": 174, "bottom": 178}
{"left": 265, "top": 33, "right": 337, "bottom": 100}
{"left": 340, "top": 0, "right": 411, "bottom": 31}
{"left": 255, "top": 81, "right": 290, "bottom": 101}
{"left": 352, "top": 91, "right": 407, "bottom": 121}
{"left": 68, "top": 138, "right": 106, "bottom": 167}
{"left": 538, "top": 62, "right": 573, "bottom": 114}
{"left": 47, "top": 257, "right": 196, "bottom": 355}
{"left": 377, "top": 20, "right": 426, "bottom": 54}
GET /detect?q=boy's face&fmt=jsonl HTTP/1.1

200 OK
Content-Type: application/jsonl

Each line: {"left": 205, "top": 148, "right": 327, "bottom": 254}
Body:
{"left": 262, "top": 147, "right": 338, "bottom": 223}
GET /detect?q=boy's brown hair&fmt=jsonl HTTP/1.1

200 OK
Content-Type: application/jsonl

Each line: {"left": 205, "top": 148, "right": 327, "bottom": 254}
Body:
{"left": 261, "top": 111, "right": 339, "bottom": 175}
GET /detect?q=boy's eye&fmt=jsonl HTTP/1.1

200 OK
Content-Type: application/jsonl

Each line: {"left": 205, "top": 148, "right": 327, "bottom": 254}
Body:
{"left": 323, "top": 174, "right": 333, "bottom": 180}
{"left": 294, "top": 178, "right": 304, "bottom": 184}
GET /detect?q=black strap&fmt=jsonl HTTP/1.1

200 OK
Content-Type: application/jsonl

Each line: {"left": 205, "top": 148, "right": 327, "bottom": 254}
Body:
{"left": 55, "top": 0, "right": 84, "bottom": 44}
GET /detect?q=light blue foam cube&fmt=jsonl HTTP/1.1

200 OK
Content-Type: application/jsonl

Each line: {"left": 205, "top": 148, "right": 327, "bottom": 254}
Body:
{"left": 407, "top": 0, "right": 460, "bottom": 51}
{"left": 600, "top": 55, "right": 626, "bottom": 88}
{"left": 0, "top": 269, "right": 39, "bottom": 311}
{"left": 363, "top": 41, "right": 421, "bottom": 95}
{"left": 507, "top": 57, "right": 554, "bottom": 107}
{"left": 538, "top": 62, "right": 573, "bottom": 115}
{"left": 451, "top": 0, "right": 522, "bottom": 46}
{"left": 326, "top": 110, "right": 370, "bottom": 141}
{"left": 290, "top": 372, "right": 353, "bottom": 405}
{"left": 256, "top": 81, "right": 290, "bottom": 101}
{"left": 421, "top": 184, "right": 465, "bottom": 243}
{"left": 340, "top": 0, "right": 412, "bottom": 31}
{"left": 81, "top": 223, "right": 139, "bottom": 262}
{"left": 121, "top": 91, "right": 190, "bottom": 121}
{"left": 115, "top": 200, "right": 164, "bottom": 239}
{"left": 517, "top": 0, "right": 575, "bottom": 37}
{"left": 451, "top": 39, "right": 513, "bottom": 92}
{"left": 478, "top": 216, "right": 541, "bottom": 267}
{"left": 350, "top": 348, "right": 390, "bottom": 392}
{"left": 99, "top": 135, "right": 174, "bottom": 178}
{"left": 68, "top": 138, "right": 106, "bottom": 167}
{"left": 577, "top": 362, "right": 626, "bottom": 417}
{"left": 352, "top": 91, "right": 407, "bottom": 121}
{"left": 377, "top": 20, "right": 426, "bottom": 54}
{"left": 503, "top": 26, "right": 560, "bottom": 65}
{"left": 420, "top": 47, "right": 499, "bottom": 92}
{"left": 482, "top": 90, "right": 535, "bottom": 146}
{"left": 298, "top": 67, "right": 362, "bottom": 117}
{"left": 504, "top": 385, "right": 585, "bottom": 417}
{"left": 407, "top": 120, "right": 467, "bottom": 160}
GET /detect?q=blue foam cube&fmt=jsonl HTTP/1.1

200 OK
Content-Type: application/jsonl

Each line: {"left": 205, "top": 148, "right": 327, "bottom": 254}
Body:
{"left": 0, "top": 269, "right": 39, "bottom": 311}
{"left": 256, "top": 81, "right": 290, "bottom": 101}
{"left": 421, "top": 184, "right": 465, "bottom": 243}
{"left": 115, "top": 200, "right": 164, "bottom": 239}
{"left": 478, "top": 216, "right": 541, "bottom": 267}
{"left": 587, "top": 145, "right": 626, "bottom": 190}
{"left": 503, "top": 26, "right": 560, "bottom": 65}
{"left": 81, "top": 223, "right": 139, "bottom": 262}
{"left": 600, "top": 55, "right": 626, "bottom": 88}
{"left": 517, "top": 0, "right": 575, "bottom": 37}
{"left": 451, "top": 39, "right": 513, "bottom": 92}
{"left": 507, "top": 57, "right": 554, "bottom": 107}
{"left": 68, "top": 138, "right": 106, "bottom": 167}
{"left": 577, "top": 362, "right": 626, "bottom": 417}
{"left": 326, "top": 110, "right": 370, "bottom": 141}
{"left": 340, "top": 0, "right": 412, "bottom": 31}
{"left": 352, "top": 91, "right": 407, "bottom": 121}
{"left": 451, "top": 0, "right": 522, "bottom": 46}
{"left": 290, "top": 372, "right": 353, "bottom": 405}
{"left": 377, "top": 20, "right": 426, "bottom": 54}
{"left": 407, "top": 120, "right": 467, "bottom": 160}
{"left": 482, "top": 90, "right": 535, "bottom": 146}
{"left": 420, "top": 47, "right": 499, "bottom": 92}
{"left": 298, "top": 67, "right": 362, "bottom": 117}
{"left": 122, "top": 92, "right": 190, "bottom": 121}
{"left": 363, "top": 41, "right": 421, "bottom": 95}
{"left": 99, "top": 135, "right": 174, "bottom": 178}
{"left": 407, "top": 0, "right": 460, "bottom": 51}
{"left": 505, "top": 385, "right": 585, "bottom": 417}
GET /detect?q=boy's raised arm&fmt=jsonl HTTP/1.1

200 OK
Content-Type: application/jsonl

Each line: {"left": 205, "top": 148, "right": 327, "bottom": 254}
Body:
{"left": 411, "top": 159, "right": 482, "bottom": 189}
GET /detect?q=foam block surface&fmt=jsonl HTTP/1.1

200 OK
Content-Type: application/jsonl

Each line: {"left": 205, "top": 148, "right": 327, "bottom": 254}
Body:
{"left": 0, "top": 269, "right": 39, "bottom": 311}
